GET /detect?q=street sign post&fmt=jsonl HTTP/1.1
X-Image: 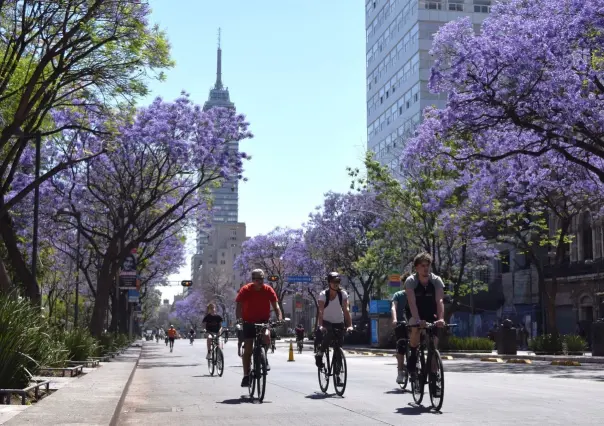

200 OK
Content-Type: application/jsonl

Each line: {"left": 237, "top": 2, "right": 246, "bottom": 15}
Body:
{"left": 286, "top": 275, "right": 312, "bottom": 283}
{"left": 128, "top": 289, "right": 140, "bottom": 303}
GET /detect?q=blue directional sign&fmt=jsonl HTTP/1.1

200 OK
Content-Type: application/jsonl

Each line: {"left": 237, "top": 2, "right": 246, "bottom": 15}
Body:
{"left": 286, "top": 275, "right": 312, "bottom": 283}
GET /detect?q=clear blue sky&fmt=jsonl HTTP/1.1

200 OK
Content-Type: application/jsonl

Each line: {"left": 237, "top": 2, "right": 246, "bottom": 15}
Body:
{"left": 143, "top": 1, "right": 367, "bottom": 301}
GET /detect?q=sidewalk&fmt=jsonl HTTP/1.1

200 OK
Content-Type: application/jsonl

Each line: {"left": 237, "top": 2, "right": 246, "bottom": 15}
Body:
{"left": 288, "top": 340, "right": 604, "bottom": 364}
{"left": 2, "top": 341, "right": 142, "bottom": 426}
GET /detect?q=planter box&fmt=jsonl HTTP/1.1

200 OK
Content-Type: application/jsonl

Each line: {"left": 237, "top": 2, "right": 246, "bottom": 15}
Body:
{"left": 441, "top": 350, "right": 493, "bottom": 353}
{"left": 534, "top": 352, "right": 565, "bottom": 355}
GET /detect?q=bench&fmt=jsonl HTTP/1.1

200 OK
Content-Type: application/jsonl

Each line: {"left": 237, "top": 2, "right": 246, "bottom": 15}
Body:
{"left": 0, "top": 380, "right": 51, "bottom": 405}
{"left": 38, "top": 365, "right": 84, "bottom": 377}
{"left": 66, "top": 359, "right": 99, "bottom": 368}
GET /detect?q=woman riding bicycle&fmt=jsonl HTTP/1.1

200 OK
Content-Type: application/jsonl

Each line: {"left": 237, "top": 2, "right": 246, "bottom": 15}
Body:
{"left": 202, "top": 303, "right": 223, "bottom": 360}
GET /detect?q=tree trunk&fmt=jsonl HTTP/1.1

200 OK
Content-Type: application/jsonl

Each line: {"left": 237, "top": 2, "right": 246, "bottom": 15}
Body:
{"left": 90, "top": 262, "right": 114, "bottom": 337}
{"left": 361, "top": 291, "right": 370, "bottom": 321}
{"left": 0, "top": 213, "right": 40, "bottom": 305}
{"left": 0, "top": 258, "right": 15, "bottom": 297}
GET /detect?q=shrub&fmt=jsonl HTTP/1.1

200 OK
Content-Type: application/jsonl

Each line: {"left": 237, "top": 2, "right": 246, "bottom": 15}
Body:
{"left": 115, "top": 333, "right": 131, "bottom": 349}
{"left": 61, "top": 328, "right": 98, "bottom": 361}
{"left": 0, "top": 295, "right": 68, "bottom": 389}
{"left": 529, "top": 334, "right": 564, "bottom": 353}
{"left": 96, "top": 333, "right": 116, "bottom": 356}
{"left": 444, "top": 336, "right": 494, "bottom": 351}
{"left": 563, "top": 334, "right": 587, "bottom": 353}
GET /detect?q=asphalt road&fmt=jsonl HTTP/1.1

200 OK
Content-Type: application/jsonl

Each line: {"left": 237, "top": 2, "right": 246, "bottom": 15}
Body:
{"left": 117, "top": 339, "right": 604, "bottom": 425}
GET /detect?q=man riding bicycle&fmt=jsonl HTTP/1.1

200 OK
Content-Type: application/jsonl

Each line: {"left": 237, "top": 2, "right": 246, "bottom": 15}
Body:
{"left": 405, "top": 253, "right": 446, "bottom": 386}
{"left": 236, "top": 269, "right": 282, "bottom": 388}
{"left": 391, "top": 272, "right": 411, "bottom": 384}
{"left": 295, "top": 324, "right": 305, "bottom": 342}
{"left": 315, "top": 272, "right": 353, "bottom": 368}
{"left": 202, "top": 303, "right": 223, "bottom": 359}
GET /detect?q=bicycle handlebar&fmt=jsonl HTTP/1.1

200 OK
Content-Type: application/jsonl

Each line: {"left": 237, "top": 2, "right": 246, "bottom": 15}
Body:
{"left": 407, "top": 322, "right": 457, "bottom": 329}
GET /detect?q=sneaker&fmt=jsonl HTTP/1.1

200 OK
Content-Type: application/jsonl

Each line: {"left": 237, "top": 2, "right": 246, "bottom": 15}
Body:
{"left": 315, "top": 352, "right": 323, "bottom": 368}
{"left": 206, "top": 353, "right": 211, "bottom": 360}
{"left": 265, "top": 360, "right": 271, "bottom": 372}
{"left": 396, "top": 371, "right": 407, "bottom": 384}
{"left": 241, "top": 375, "right": 250, "bottom": 387}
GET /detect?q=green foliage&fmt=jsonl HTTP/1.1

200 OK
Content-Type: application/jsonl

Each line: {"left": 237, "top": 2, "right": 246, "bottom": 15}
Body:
{"left": 563, "top": 335, "right": 587, "bottom": 353}
{"left": 0, "top": 295, "right": 68, "bottom": 389}
{"left": 529, "top": 334, "right": 564, "bottom": 353}
{"left": 96, "top": 333, "right": 117, "bottom": 356}
{"left": 60, "top": 328, "right": 98, "bottom": 361}
{"left": 115, "top": 333, "right": 131, "bottom": 349}
{"left": 443, "top": 336, "right": 494, "bottom": 351}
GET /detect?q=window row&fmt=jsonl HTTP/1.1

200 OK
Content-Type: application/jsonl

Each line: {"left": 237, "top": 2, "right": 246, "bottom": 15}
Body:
{"left": 366, "top": 0, "right": 417, "bottom": 44}
{"left": 367, "top": 10, "right": 418, "bottom": 69}
{"left": 367, "top": 23, "right": 419, "bottom": 92}
{"left": 368, "top": 83, "right": 420, "bottom": 141}
{"left": 419, "top": 0, "right": 491, "bottom": 13}
{"left": 366, "top": 0, "right": 379, "bottom": 16}
{"left": 367, "top": 53, "right": 419, "bottom": 116}
{"left": 372, "top": 112, "right": 422, "bottom": 159}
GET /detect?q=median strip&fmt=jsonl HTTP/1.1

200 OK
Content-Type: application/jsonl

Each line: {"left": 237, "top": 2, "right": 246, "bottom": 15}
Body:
{"left": 480, "top": 357, "right": 504, "bottom": 363}
{"left": 506, "top": 359, "right": 532, "bottom": 364}
{"left": 550, "top": 360, "right": 581, "bottom": 366}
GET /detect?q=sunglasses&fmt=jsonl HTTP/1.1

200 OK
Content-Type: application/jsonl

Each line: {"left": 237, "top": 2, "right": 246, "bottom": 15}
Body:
{"left": 331, "top": 279, "right": 341, "bottom": 284}
{"left": 253, "top": 277, "right": 264, "bottom": 281}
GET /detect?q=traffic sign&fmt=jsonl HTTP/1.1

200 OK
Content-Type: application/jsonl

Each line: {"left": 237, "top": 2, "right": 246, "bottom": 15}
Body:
{"left": 267, "top": 275, "right": 279, "bottom": 282}
{"left": 181, "top": 280, "right": 193, "bottom": 287}
{"left": 286, "top": 275, "right": 312, "bottom": 283}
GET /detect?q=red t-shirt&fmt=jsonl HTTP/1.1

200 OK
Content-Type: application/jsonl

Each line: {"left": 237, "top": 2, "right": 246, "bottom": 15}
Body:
{"left": 236, "top": 283, "right": 278, "bottom": 323}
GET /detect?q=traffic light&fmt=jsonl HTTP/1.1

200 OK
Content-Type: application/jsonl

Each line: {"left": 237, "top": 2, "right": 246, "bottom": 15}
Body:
{"left": 267, "top": 275, "right": 279, "bottom": 282}
{"left": 181, "top": 280, "right": 193, "bottom": 287}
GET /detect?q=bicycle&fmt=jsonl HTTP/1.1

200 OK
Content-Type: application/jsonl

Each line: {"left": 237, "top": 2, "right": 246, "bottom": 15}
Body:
{"left": 297, "top": 339, "right": 304, "bottom": 354}
{"left": 394, "top": 321, "right": 410, "bottom": 390}
{"left": 407, "top": 322, "right": 457, "bottom": 411}
{"left": 205, "top": 329, "right": 226, "bottom": 377}
{"left": 317, "top": 326, "right": 349, "bottom": 397}
{"left": 247, "top": 319, "right": 286, "bottom": 403}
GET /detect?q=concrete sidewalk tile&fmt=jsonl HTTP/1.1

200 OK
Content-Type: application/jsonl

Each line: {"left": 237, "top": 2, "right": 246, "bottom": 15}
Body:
{"left": 4, "top": 344, "right": 141, "bottom": 426}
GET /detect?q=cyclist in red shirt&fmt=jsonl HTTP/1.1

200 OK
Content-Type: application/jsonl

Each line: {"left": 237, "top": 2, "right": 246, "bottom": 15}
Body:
{"left": 236, "top": 269, "right": 282, "bottom": 387}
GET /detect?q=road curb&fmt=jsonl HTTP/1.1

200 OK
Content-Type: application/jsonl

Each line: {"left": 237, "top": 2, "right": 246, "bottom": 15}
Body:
{"left": 109, "top": 342, "right": 143, "bottom": 426}
{"left": 551, "top": 360, "right": 582, "bottom": 366}
{"left": 507, "top": 359, "right": 532, "bottom": 364}
{"left": 480, "top": 357, "right": 504, "bottom": 363}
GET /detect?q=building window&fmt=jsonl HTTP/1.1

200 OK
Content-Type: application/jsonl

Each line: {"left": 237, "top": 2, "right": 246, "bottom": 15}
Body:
{"left": 582, "top": 211, "right": 593, "bottom": 261}
{"left": 474, "top": 0, "right": 490, "bottom": 13}
{"left": 448, "top": 0, "right": 464, "bottom": 12}
{"left": 220, "top": 260, "right": 226, "bottom": 265}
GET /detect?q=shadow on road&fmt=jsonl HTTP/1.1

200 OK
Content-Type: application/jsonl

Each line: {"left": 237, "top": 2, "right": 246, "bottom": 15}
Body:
{"left": 445, "top": 361, "right": 604, "bottom": 381}
{"left": 305, "top": 392, "right": 340, "bottom": 400}
{"left": 137, "top": 363, "right": 203, "bottom": 369}
{"left": 395, "top": 403, "right": 441, "bottom": 416}
{"left": 218, "top": 397, "right": 271, "bottom": 405}
{"left": 384, "top": 388, "right": 410, "bottom": 395}
{"left": 192, "top": 374, "right": 213, "bottom": 378}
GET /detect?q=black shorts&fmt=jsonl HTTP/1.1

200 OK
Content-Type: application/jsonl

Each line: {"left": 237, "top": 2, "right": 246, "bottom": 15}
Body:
{"left": 243, "top": 321, "right": 268, "bottom": 340}
{"left": 395, "top": 323, "right": 408, "bottom": 341}
{"left": 406, "top": 306, "right": 438, "bottom": 322}
{"left": 168, "top": 337, "right": 175, "bottom": 342}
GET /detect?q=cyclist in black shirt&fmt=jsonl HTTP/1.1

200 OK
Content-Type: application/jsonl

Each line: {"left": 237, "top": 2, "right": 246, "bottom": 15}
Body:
{"left": 405, "top": 252, "right": 446, "bottom": 378}
{"left": 202, "top": 303, "right": 223, "bottom": 360}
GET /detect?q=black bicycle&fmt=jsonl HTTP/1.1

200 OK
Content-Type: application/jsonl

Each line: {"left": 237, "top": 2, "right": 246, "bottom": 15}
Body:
{"left": 317, "top": 326, "right": 349, "bottom": 396}
{"left": 248, "top": 320, "right": 286, "bottom": 402}
{"left": 297, "top": 339, "right": 304, "bottom": 354}
{"left": 394, "top": 321, "right": 410, "bottom": 390}
{"left": 407, "top": 322, "right": 456, "bottom": 411}
{"left": 205, "top": 329, "right": 226, "bottom": 377}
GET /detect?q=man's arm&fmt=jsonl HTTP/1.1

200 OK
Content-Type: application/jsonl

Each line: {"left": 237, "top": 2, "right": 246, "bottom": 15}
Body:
{"left": 391, "top": 300, "right": 398, "bottom": 324}
{"left": 271, "top": 300, "right": 282, "bottom": 321}
{"left": 435, "top": 286, "right": 445, "bottom": 321}
{"left": 343, "top": 299, "right": 352, "bottom": 329}
{"left": 407, "top": 288, "right": 419, "bottom": 320}
{"left": 236, "top": 302, "right": 242, "bottom": 321}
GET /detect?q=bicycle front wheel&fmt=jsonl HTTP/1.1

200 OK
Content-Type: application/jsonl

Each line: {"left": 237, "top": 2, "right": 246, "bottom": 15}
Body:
{"left": 411, "top": 348, "right": 425, "bottom": 405}
{"left": 216, "top": 347, "right": 224, "bottom": 377}
{"left": 318, "top": 349, "right": 330, "bottom": 393}
{"left": 333, "top": 348, "right": 348, "bottom": 397}
{"left": 256, "top": 348, "right": 267, "bottom": 402}
{"left": 429, "top": 350, "right": 445, "bottom": 411}
{"left": 208, "top": 347, "right": 216, "bottom": 376}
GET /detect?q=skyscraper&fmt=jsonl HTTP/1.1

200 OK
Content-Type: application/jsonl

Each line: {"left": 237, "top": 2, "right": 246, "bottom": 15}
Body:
{"left": 191, "top": 30, "right": 247, "bottom": 301}
{"left": 365, "top": 0, "right": 491, "bottom": 173}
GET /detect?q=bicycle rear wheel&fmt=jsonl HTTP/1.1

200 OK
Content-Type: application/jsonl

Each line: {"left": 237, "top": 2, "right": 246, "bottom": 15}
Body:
{"left": 411, "top": 348, "right": 425, "bottom": 405}
{"left": 298, "top": 341, "right": 303, "bottom": 354}
{"left": 216, "top": 347, "right": 225, "bottom": 377}
{"left": 208, "top": 346, "right": 216, "bottom": 376}
{"left": 318, "top": 349, "right": 330, "bottom": 393}
{"left": 333, "top": 348, "right": 348, "bottom": 397}
{"left": 256, "top": 349, "right": 267, "bottom": 402}
{"left": 429, "top": 350, "right": 445, "bottom": 411}
{"left": 398, "top": 344, "right": 410, "bottom": 390}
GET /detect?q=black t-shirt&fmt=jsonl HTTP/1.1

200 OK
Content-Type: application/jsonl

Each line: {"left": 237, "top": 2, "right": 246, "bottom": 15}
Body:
{"left": 203, "top": 314, "right": 223, "bottom": 333}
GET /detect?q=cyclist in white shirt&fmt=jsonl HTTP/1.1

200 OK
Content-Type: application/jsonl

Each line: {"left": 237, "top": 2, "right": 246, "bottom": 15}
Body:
{"left": 314, "top": 272, "right": 353, "bottom": 367}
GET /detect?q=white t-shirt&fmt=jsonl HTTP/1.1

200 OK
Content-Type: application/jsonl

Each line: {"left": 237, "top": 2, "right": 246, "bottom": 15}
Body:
{"left": 319, "top": 289, "right": 349, "bottom": 324}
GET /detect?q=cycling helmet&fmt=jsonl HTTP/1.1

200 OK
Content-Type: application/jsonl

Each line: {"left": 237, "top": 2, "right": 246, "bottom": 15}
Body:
{"left": 326, "top": 272, "right": 341, "bottom": 282}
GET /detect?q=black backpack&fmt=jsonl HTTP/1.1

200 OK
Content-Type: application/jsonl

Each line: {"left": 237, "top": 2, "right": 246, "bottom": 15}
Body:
{"left": 323, "top": 289, "right": 343, "bottom": 309}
